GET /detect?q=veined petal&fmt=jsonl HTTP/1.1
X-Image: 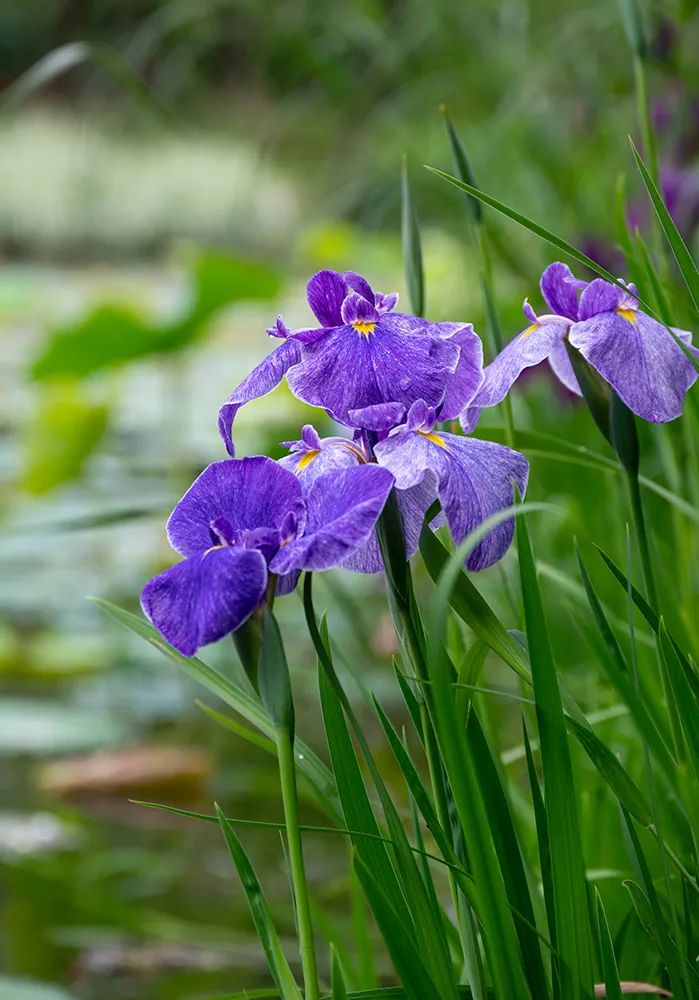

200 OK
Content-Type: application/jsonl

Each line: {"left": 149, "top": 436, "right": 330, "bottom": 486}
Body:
{"left": 141, "top": 546, "right": 267, "bottom": 657}
{"left": 375, "top": 428, "right": 528, "bottom": 570}
{"left": 347, "top": 402, "right": 406, "bottom": 431}
{"left": 167, "top": 457, "right": 304, "bottom": 558}
{"left": 278, "top": 437, "right": 360, "bottom": 481}
{"left": 218, "top": 339, "right": 301, "bottom": 456}
{"left": 435, "top": 435, "right": 529, "bottom": 570}
{"left": 548, "top": 340, "right": 582, "bottom": 395}
{"left": 269, "top": 465, "right": 394, "bottom": 574}
{"left": 287, "top": 314, "right": 459, "bottom": 424}
{"left": 577, "top": 278, "right": 626, "bottom": 319}
{"left": 341, "top": 472, "right": 438, "bottom": 573}
{"left": 343, "top": 271, "right": 375, "bottom": 303}
{"left": 307, "top": 270, "right": 348, "bottom": 326}
{"left": 432, "top": 322, "right": 484, "bottom": 420}
{"left": 541, "top": 261, "right": 584, "bottom": 319}
{"left": 569, "top": 309, "right": 698, "bottom": 422}
{"left": 471, "top": 316, "right": 571, "bottom": 408}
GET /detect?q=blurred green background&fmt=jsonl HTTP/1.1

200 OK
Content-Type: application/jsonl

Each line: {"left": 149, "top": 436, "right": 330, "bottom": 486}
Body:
{"left": 1, "top": 1, "right": 698, "bottom": 998}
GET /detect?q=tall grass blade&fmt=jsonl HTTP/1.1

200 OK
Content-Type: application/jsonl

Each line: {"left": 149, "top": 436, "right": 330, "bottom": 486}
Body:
{"left": 630, "top": 139, "right": 699, "bottom": 315}
{"left": 515, "top": 507, "right": 594, "bottom": 998}
{"left": 401, "top": 158, "right": 425, "bottom": 317}
{"left": 595, "top": 888, "right": 623, "bottom": 1000}
{"left": 215, "top": 804, "right": 303, "bottom": 1000}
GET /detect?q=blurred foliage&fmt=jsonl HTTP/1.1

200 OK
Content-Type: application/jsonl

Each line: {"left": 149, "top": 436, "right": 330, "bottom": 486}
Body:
{"left": 21, "top": 381, "right": 110, "bottom": 494}
{"left": 32, "top": 250, "right": 281, "bottom": 379}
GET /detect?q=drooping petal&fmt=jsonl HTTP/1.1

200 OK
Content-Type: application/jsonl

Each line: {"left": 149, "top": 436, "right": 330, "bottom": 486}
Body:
{"left": 218, "top": 339, "right": 302, "bottom": 456}
{"left": 375, "top": 426, "right": 528, "bottom": 571}
{"left": 269, "top": 465, "right": 394, "bottom": 574}
{"left": 435, "top": 435, "right": 529, "bottom": 570}
{"left": 306, "top": 270, "right": 348, "bottom": 326}
{"left": 141, "top": 546, "right": 268, "bottom": 656}
{"left": 548, "top": 340, "right": 582, "bottom": 395}
{"left": 167, "top": 457, "right": 304, "bottom": 558}
{"left": 540, "top": 261, "right": 584, "bottom": 319}
{"left": 470, "top": 317, "right": 571, "bottom": 409}
{"left": 569, "top": 309, "right": 698, "bottom": 422}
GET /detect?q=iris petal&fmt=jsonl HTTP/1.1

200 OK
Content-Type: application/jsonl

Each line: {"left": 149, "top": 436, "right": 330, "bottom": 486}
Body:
{"left": 141, "top": 546, "right": 268, "bottom": 657}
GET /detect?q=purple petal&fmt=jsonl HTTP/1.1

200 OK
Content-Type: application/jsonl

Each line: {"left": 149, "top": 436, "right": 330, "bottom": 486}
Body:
{"left": 540, "top": 262, "right": 584, "bottom": 319}
{"left": 343, "top": 271, "right": 375, "bottom": 303}
{"left": 141, "top": 546, "right": 268, "bottom": 656}
{"left": 430, "top": 435, "right": 529, "bottom": 571}
{"left": 577, "top": 278, "right": 626, "bottom": 320}
{"left": 341, "top": 292, "right": 380, "bottom": 326}
{"left": 437, "top": 322, "right": 484, "bottom": 420}
{"left": 548, "top": 340, "right": 582, "bottom": 395}
{"left": 218, "top": 339, "right": 301, "bottom": 456}
{"left": 286, "top": 314, "right": 459, "bottom": 424}
{"left": 375, "top": 428, "right": 529, "bottom": 570}
{"left": 306, "top": 270, "right": 348, "bottom": 326}
{"left": 167, "top": 457, "right": 304, "bottom": 558}
{"left": 269, "top": 465, "right": 394, "bottom": 574}
{"left": 341, "top": 472, "right": 438, "bottom": 573}
{"left": 375, "top": 291, "right": 398, "bottom": 313}
{"left": 347, "top": 402, "right": 406, "bottom": 431}
{"left": 471, "top": 317, "right": 571, "bottom": 408}
{"left": 278, "top": 437, "right": 360, "bottom": 482}
{"left": 569, "top": 309, "right": 698, "bottom": 422}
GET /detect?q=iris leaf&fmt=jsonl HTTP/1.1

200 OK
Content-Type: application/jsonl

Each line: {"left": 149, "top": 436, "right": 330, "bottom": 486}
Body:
{"left": 515, "top": 505, "right": 594, "bottom": 998}
{"left": 215, "top": 804, "right": 303, "bottom": 1000}
{"left": 92, "top": 598, "right": 341, "bottom": 822}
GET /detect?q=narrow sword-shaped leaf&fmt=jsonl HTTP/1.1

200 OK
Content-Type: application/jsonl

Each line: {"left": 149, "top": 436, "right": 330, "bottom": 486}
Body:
{"left": 215, "top": 804, "right": 303, "bottom": 1000}
{"left": 92, "top": 598, "right": 340, "bottom": 820}
{"left": 516, "top": 506, "right": 594, "bottom": 998}
{"left": 401, "top": 157, "right": 425, "bottom": 317}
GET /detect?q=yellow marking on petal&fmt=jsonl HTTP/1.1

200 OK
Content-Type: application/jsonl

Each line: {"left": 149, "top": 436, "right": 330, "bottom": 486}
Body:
{"left": 297, "top": 449, "right": 319, "bottom": 470}
{"left": 519, "top": 323, "right": 539, "bottom": 340}
{"left": 203, "top": 544, "right": 223, "bottom": 557}
{"left": 616, "top": 307, "right": 637, "bottom": 325}
{"left": 352, "top": 320, "right": 377, "bottom": 337}
{"left": 417, "top": 430, "right": 450, "bottom": 450}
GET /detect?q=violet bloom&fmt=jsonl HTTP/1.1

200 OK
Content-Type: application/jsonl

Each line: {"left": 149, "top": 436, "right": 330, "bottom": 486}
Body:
{"left": 218, "top": 269, "right": 483, "bottom": 452}
{"left": 141, "top": 456, "right": 393, "bottom": 656}
{"left": 279, "top": 420, "right": 436, "bottom": 573}
{"left": 468, "top": 262, "right": 697, "bottom": 425}
{"left": 280, "top": 402, "right": 528, "bottom": 573}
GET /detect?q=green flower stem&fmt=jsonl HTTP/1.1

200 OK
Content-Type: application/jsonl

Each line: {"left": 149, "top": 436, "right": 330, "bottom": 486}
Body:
{"left": 275, "top": 722, "right": 320, "bottom": 1000}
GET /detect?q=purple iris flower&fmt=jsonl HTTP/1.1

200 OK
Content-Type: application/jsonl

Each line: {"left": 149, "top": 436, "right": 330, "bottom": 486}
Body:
{"left": 279, "top": 421, "right": 436, "bottom": 573}
{"left": 141, "top": 456, "right": 394, "bottom": 656}
{"left": 218, "top": 269, "right": 483, "bottom": 452}
{"left": 467, "top": 262, "right": 697, "bottom": 425}
{"left": 280, "top": 402, "right": 529, "bottom": 573}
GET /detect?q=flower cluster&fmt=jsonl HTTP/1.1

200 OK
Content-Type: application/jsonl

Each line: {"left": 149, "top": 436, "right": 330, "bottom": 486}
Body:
{"left": 142, "top": 263, "right": 695, "bottom": 656}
